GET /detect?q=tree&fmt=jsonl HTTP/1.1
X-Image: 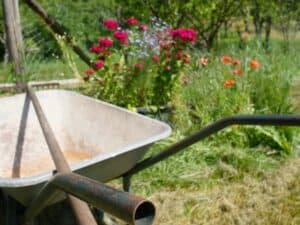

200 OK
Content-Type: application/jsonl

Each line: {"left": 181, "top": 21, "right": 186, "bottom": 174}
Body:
{"left": 116, "top": 0, "right": 242, "bottom": 50}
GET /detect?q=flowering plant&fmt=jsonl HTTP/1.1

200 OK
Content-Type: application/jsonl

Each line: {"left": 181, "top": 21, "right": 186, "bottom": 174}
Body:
{"left": 83, "top": 17, "right": 197, "bottom": 107}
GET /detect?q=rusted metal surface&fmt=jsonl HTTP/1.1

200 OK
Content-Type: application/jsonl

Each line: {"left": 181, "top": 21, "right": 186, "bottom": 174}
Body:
{"left": 124, "top": 114, "right": 300, "bottom": 179}
{"left": 26, "top": 85, "right": 97, "bottom": 225}
{"left": 24, "top": 172, "right": 156, "bottom": 225}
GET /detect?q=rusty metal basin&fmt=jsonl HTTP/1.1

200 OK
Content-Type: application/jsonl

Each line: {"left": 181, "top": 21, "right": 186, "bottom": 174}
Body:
{"left": 0, "top": 90, "right": 171, "bottom": 205}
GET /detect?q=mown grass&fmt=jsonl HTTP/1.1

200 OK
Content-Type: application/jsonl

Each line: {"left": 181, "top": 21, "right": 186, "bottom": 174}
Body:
{"left": 0, "top": 37, "right": 299, "bottom": 224}
{"left": 112, "top": 39, "right": 300, "bottom": 224}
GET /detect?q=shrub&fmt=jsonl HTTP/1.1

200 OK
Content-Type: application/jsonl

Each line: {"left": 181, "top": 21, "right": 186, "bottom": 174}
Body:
{"left": 82, "top": 17, "right": 197, "bottom": 107}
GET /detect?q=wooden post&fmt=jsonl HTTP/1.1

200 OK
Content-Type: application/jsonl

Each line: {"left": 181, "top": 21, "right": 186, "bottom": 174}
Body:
{"left": 2, "top": 0, "right": 24, "bottom": 84}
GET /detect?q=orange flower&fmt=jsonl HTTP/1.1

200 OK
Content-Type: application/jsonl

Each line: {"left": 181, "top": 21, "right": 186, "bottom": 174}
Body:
{"left": 199, "top": 57, "right": 208, "bottom": 66}
{"left": 233, "top": 59, "right": 241, "bottom": 66}
{"left": 233, "top": 68, "right": 243, "bottom": 75}
{"left": 249, "top": 59, "right": 260, "bottom": 69}
{"left": 224, "top": 79, "right": 236, "bottom": 87}
{"left": 221, "top": 55, "right": 232, "bottom": 64}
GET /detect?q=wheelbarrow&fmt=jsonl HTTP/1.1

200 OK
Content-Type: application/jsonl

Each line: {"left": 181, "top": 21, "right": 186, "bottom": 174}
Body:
{"left": 1, "top": 86, "right": 300, "bottom": 225}
{"left": 0, "top": 88, "right": 171, "bottom": 225}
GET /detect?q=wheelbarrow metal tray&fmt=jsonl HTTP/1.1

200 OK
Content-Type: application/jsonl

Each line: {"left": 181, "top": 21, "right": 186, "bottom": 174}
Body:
{"left": 0, "top": 90, "right": 171, "bottom": 205}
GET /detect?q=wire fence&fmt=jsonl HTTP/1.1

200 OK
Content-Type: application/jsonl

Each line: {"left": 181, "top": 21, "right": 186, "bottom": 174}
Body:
{"left": 0, "top": 0, "right": 114, "bottom": 83}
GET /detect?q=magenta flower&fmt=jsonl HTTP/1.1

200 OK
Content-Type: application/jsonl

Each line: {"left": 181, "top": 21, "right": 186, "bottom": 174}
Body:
{"left": 85, "top": 69, "right": 95, "bottom": 75}
{"left": 98, "top": 37, "right": 113, "bottom": 48}
{"left": 103, "top": 19, "right": 118, "bottom": 30}
{"left": 89, "top": 45, "right": 104, "bottom": 53}
{"left": 126, "top": 17, "right": 139, "bottom": 26}
{"left": 113, "top": 30, "right": 128, "bottom": 45}
{"left": 169, "top": 28, "right": 197, "bottom": 43}
{"left": 95, "top": 60, "right": 105, "bottom": 69}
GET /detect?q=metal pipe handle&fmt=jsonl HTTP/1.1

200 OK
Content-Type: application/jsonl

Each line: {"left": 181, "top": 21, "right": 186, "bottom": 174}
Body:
{"left": 124, "top": 114, "right": 300, "bottom": 177}
{"left": 24, "top": 173, "right": 156, "bottom": 225}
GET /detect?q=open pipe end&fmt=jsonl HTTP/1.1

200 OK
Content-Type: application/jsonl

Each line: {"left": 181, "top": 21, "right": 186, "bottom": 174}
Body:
{"left": 134, "top": 200, "right": 156, "bottom": 225}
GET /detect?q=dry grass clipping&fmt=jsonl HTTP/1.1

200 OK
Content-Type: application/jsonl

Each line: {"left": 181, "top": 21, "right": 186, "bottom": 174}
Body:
{"left": 150, "top": 157, "right": 300, "bottom": 225}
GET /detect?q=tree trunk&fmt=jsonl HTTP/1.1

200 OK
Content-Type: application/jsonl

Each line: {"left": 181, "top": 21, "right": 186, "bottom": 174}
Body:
{"left": 264, "top": 15, "right": 272, "bottom": 50}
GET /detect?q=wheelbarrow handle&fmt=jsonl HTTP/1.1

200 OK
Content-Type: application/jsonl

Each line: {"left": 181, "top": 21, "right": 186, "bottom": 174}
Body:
{"left": 24, "top": 172, "right": 155, "bottom": 225}
{"left": 124, "top": 114, "right": 300, "bottom": 180}
{"left": 26, "top": 85, "right": 97, "bottom": 225}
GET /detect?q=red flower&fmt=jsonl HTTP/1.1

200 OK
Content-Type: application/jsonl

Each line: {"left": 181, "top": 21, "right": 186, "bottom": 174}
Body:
{"left": 98, "top": 37, "right": 113, "bottom": 48}
{"left": 85, "top": 69, "right": 95, "bottom": 75}
{"left": 221, "top": 55, "right": 232, "bottom": 64}
{"left": 103, "top": 19, "right": 118, "bottom": 30}
{"left": 175, "top": 52, "right": 185, "bottom": 60}
{"left": 151, "top": 55, "right": 160, "bottom": 62}
{"left": 113, "top": 30, "right": 128, "bottom": 45}
{"left": 233, "top": 59, "right": 241, "bottom": 66}
{"left": 89, "top": 45, "right": 104, "bottom": 53}
{"left": 134, "top": 63, "right": 144, "bottom": 71}
{"left": 183, "top": 58, "right": 190, "bottom": 64}
{"left": 126, "top": 17, "right": 139, "bottom": 26}
{"left": 224, "top": 79, "right": 236, "bottom": 87}
{"left": 233, "top": 68, "right": 243, "bottom": 75}
{"left": 139, "top": 24, "right": 148, "bottom": 31}
{"left": 249, "top": 59, "right": 260, "bottom": 69}
{"left": 95, "top": 60, "right": 105, "bottom": 69}
{"left": 168, "top": 28, "right": 197, "bottom": 43}
{"left": 200, "top": 57, "right": 208, "bottom": 66}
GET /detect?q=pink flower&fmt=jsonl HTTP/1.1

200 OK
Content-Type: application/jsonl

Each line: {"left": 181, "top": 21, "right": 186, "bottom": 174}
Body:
{"left": 126, "top": 17, "right": 139, "bottom": 26}
{"left": 98, "top": 37, "right": 113, "bottom": 48}
{"left": 95, "top": 60, "right": 105, "bottom": 69}
{"left": 151, "top": 55, "right": 160, "bottom": 62}
{"left": 200, "top": 57, "right": 208, "bottom": 66}
{"left": 168, "top": 28, "right": 197, "bottom": 43}
{"left": 139, "top": 24, "right": 148, "bottom": 31}
{"left": 89, "top": 45, "right": 104, "bottom": 53}
{"left": 103, "top": 19, "right": 118, "bottom": 30}
{"left": 85, "top": 69, "right": 94, "bottom": 75}
{"left": 113, "top": 30, "right": 128, "bottom": 45}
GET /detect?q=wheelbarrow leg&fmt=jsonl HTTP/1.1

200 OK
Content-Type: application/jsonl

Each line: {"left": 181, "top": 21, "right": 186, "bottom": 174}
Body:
{"left": 122, "top": 176, "right": 132, "bottom": 193}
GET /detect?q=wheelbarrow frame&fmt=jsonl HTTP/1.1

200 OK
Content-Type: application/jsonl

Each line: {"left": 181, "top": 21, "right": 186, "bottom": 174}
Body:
{"left": 121, "top": 114, "right": 300, "bottom": 191}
